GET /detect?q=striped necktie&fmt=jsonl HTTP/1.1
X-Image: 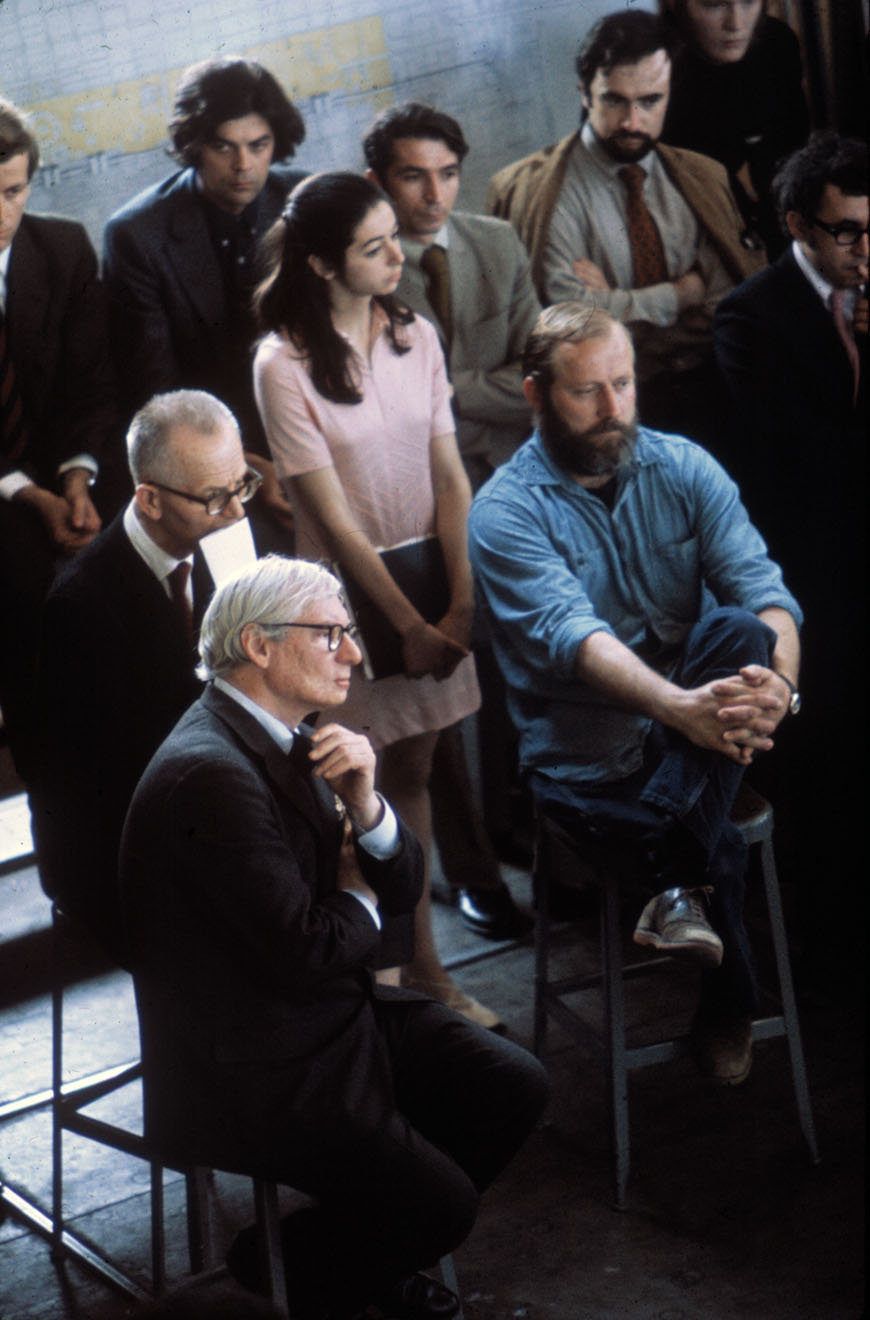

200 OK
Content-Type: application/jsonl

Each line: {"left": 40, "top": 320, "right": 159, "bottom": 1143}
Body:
{"left": 0, "top": 302, "right": 29, "bottom": 464}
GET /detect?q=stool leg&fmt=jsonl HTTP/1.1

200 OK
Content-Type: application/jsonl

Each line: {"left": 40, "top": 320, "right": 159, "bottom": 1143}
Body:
{"left": 185, "top": 1166, "right": 212, "bottom": 1273}
{"left": 759, "top": 836, "right": 820, "bottom": 1165}
{"left": 533, "top": 834, "right": 551, "bottom": 1057}
{"left": 253, "top": 1179, "right": 290, "bottom": 1316}
{"left": 150, "top": 1162, "right": 166, "bottom": 1294}
{"left": 50, "top": 907, "right": 65, "bottom": 1262}
{"left": 601, "top": 878, "right": 630, "bottom": 1211}
{"left": 439, "top": 1252, "right": 463, "bottom": 1318}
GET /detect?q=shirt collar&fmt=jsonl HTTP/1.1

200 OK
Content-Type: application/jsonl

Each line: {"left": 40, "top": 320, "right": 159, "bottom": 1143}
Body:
{"left": 580, "top": 120, "right": 657, "bottom": 178}
{"left": 400, "top": 222, "right": 450, "bottom": 262}
{"left": 791, "top": 238, "right": 836, "bottom": 306}
{"left": 122, "top": 499, "right": 193, "bottom": 584}
{"left": 212, "top": 675, "right": 297, "bottom": 753}
{"left": 0, "top": 243, "right": 12, "bottom": 309}
{"left": 519, "top": 428, "right": 656, "bottom": 488}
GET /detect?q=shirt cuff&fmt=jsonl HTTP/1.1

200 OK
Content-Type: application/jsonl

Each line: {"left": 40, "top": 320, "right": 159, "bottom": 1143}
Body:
{"left": 0, "top": 471, "right": 34, "bottom": 501}
{"left": 57, "top": 454, "right": 99, "bottom": 481}
{"left": 345, "top": 890, "right": 382, "bottom": 930}
{"left": 356, "top": 795, "right": 400, "bottom": 859}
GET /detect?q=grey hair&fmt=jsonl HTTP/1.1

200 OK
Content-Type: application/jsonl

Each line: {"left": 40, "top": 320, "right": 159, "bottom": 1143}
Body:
{"left": 126, "top": 389, "right": 240, "bottom": 484}
{"left": 197, "top": 555, "right": 342, "bottom": 680}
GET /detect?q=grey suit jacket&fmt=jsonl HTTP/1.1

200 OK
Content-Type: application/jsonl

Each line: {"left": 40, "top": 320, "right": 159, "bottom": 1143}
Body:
{"left": 397, "top": 212, "right": 540, "bottom": 483}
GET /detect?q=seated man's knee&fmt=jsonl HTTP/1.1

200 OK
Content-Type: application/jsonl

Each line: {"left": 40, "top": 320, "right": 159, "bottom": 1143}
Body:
{"left": 683, "top": 606, "right": 775, "bottom": 677}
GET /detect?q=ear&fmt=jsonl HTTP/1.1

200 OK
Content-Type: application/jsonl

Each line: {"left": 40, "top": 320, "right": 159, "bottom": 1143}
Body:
{"left": 307, "top": 251, "right": 335, "bottom": 282}
{"left": 523, "top": 374, "right": 544, "bottom": 412}
{"left": 785, "top": 209, "right": 810, "bottom": 244}
{"left": 134, "top": 483, "right": 161, "bottom": 522}
{"left": 364, "top": 166, "right": 383, "bottom": 189}
{"left": 240, "top": 622, "right": 271, "bottom": 670}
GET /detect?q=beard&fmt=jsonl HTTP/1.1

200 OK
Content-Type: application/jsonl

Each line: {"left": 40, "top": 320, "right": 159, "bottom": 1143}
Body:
{"left": 539, "top": 394, "right": 638, "bottom": 479}
{"left": 598, "top": 130, "right": 656, "bottom": 164}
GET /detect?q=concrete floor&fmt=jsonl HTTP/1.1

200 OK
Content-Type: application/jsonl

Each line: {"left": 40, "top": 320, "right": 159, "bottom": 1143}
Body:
{"left": 0, "top": 772, "right": 864, "bottom": 1320}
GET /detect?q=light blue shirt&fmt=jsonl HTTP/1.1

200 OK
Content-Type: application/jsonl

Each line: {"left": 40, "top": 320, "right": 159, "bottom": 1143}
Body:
{"left": 468, "top": 428, "right": 802, "bottom": 786}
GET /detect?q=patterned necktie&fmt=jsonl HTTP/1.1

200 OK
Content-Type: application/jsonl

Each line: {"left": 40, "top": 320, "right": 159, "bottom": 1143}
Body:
{"left": 619, "top": 165, "right": 668, "bottom": 288}
{"left": 420, "top": 243, "right": 452, "bottom": 344}
{"left": 167, "top": 560, "right": 193, "bottom": 645}
{"left": 0, "top": 302, "right": 29, "bottom": 464}
{"left": 831, "top": 288, "right": 860, "bottom": 405}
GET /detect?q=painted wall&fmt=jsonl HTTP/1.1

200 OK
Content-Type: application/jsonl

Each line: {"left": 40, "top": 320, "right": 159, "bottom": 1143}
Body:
{"left": 0, "top": 0, "right": 649, "bottom": 249}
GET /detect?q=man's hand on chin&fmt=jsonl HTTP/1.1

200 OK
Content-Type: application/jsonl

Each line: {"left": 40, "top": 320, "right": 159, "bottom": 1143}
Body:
{"left": 309, "top": 723, "right": 382, "bottom": 831}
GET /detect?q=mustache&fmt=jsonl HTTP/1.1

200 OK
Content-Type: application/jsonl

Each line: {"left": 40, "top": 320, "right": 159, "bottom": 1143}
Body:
{"left": 587, "top": 418, "right": 635, "bottom": 438}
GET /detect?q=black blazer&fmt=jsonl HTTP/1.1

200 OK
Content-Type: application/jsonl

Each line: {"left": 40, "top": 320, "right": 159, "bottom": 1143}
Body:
{"left": 119, "top": 684, "right": 423, "bottom": 1176}
{"left": 102, "top": 166, "right": 303, "bottom": 450}
{"left": 33, "top": 514, "right": 205, "bottom": 951}
{"left": 3, "top": 213, "right": 118, "bottom": 484}
{"left": 713, "top": 248, "right": 865, "bottom": 561}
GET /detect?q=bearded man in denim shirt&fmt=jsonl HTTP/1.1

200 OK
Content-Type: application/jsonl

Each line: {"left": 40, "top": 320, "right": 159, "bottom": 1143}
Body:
{"left": 468, "top": 304, "right": 802, "bottom": 1087}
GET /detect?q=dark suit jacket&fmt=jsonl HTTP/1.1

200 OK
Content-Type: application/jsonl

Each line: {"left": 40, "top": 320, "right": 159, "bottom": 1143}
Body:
{"left": 3, "top": 212, "right": 118, "bottom": 486}
{"left": 32, "top": 513, "right": 205, "bottom": 952}
{"left": 119, "top": 684, "right": 423, "bottom": 1176}
{"left": 102, "top": 166, "right": 304, "bottom": 451}
{"left": 713, "top": 248, "right": 866, "bottom": 585}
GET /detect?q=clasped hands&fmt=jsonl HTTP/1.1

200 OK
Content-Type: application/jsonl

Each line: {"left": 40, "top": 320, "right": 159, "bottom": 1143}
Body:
{"left": 675, "top": 664, "right": 791, "bottom": 766}
{"left": 401, "top": 606, "right": 471, "bottom": 683}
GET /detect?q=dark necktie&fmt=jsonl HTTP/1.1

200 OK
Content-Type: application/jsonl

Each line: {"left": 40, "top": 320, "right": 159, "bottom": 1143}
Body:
{"left": 831, "top": 288, "right": 860, "bottom": 405}
{"left": 619, "top": 164, "right": 668, "bottom": 288}
{"left": 289, "top": 732, "right": 345, "bottom": 827}
{"left": 0, "top": 302, "right": 29, "bottom": 464}
{"left": 420, "top": 244, "right": 452, "bottom": 344}
{"left": 167, "top": 561, "right": 193, "bottom": 645}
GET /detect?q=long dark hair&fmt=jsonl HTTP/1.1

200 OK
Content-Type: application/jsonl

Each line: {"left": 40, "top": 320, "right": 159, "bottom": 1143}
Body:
{"left": 254, "top": 171, "right": 414, "bottom": 404}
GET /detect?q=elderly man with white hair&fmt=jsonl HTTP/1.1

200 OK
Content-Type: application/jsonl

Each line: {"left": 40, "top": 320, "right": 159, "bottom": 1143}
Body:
{"left": 120, "top": 554, "right": 548, "bottom": 1320}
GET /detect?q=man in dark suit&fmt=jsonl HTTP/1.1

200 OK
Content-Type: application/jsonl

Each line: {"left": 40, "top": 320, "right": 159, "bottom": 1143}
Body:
{"left": 103, "top": 58, "right": 307, "bottom": 546}
{"left": 120, "top": 556, "right": 548, "bottom": 1320}
{"left": 0, "top": 98, "right": 119, "bottom": 777}
{"left": 714, "top": 131, "right": 867, "bottom": 995}
{"left": 34, "top": 389, "right": 259, "bottom": 957}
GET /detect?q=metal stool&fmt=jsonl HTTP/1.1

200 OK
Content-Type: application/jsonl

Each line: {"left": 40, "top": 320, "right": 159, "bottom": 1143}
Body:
{"left": 534, "top": 787, "right": 820, "bottom": 1210}
{"left": 50, "top": 903, "right": 207, "bottom": 1299}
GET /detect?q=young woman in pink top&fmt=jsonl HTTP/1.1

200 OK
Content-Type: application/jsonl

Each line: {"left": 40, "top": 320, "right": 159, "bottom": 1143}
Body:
{"left": 253, "top": 172, "right": 500, "bottom": 1029}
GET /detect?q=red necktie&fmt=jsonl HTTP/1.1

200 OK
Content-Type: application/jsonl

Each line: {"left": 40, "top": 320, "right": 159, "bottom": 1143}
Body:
{"left": 831, "top": 288, "right": 860, "bottom": 405}
{"left": 619, "top": 165, "right": 668, "bottom": 288}
{"left": 167, "top": 561, "right": 193, "bottom": 644}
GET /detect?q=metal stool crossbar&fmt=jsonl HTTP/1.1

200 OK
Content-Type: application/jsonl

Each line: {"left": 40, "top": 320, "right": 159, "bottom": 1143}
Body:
{"left": 534, "top": 788, "right": 819, "bottom": 1210}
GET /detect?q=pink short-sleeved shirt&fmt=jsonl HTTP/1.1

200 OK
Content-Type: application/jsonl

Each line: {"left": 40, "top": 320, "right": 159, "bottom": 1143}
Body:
{"left": 254, "top": 312, "right": 480, "bottom": 748}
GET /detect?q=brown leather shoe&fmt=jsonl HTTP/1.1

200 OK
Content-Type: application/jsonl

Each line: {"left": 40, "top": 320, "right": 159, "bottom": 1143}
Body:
{"left": 691, "top": 1014, "right": 753, "bottom": 1085}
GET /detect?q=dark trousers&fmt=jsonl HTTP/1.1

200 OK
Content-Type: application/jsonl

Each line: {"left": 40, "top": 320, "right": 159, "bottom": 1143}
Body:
{"left": 263, "top": 996, "right": 548, "bottom": 1314}
{"left": 531, "top": 607, "right": 777, "bottom": 1023}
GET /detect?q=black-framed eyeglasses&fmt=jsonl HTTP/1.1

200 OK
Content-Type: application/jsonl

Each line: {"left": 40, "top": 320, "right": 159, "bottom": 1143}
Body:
{"left": 269, "top": 622, "right": 361, "bottom": 652}
{"left": 811, "top": 217, "right": 869, "bottom": 247}
{"left": 147, "top": 467, "right": 263, "bottom": 516}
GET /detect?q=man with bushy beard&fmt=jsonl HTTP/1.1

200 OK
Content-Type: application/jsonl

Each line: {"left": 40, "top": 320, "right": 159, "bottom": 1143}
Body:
{"left": 468, "top": 305, "right": 802, "bottom": 1087}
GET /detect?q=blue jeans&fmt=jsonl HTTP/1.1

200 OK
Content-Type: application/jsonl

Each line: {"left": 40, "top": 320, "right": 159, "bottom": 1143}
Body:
{"left": 531, "top": 607, "right": 777, "bottom": 1021}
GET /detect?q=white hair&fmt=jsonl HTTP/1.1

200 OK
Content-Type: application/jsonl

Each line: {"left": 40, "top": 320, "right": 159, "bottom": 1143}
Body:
{"left": 197, "top": 555, "right": 342, "bottom": 679}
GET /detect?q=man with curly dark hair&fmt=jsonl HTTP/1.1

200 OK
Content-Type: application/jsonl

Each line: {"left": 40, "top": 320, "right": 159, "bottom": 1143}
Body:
{"left": 103, "top": 58, "right": 306, "bottom": 547}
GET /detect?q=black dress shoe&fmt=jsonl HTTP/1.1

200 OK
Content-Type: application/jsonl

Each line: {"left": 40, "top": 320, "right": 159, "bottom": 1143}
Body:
{"left": 457, "top": 883, "right": 533, "bottom": 940}
{"left": 372, "top": 1271, "right": 459, "bottom": 1319}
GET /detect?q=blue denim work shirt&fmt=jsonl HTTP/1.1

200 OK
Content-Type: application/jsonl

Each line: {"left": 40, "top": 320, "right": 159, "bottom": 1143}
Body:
{"left": 468, "top": 428, "right": 802, "bottom": 787}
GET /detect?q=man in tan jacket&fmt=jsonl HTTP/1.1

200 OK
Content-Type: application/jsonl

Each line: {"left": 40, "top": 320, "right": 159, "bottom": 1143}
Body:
{"left": 488, "top": 9, "right": 764, "bottom": 442}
